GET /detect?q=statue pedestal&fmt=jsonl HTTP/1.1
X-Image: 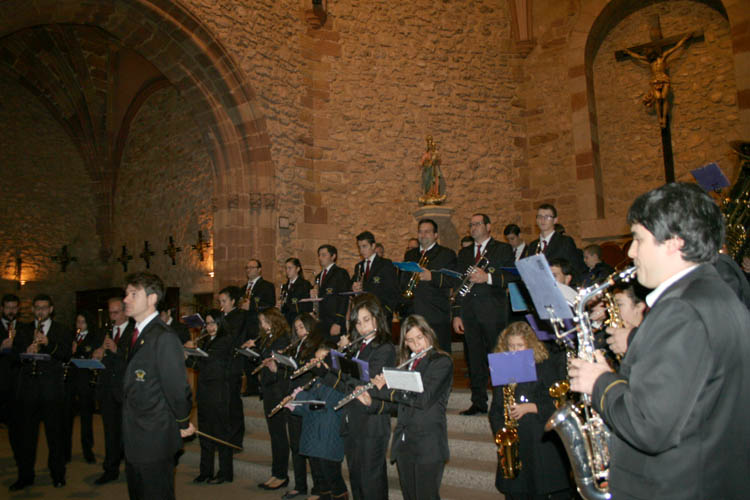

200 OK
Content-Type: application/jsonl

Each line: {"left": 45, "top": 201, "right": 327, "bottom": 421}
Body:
{"left": 413, "top": 205, "right": 459, "bottom": 252}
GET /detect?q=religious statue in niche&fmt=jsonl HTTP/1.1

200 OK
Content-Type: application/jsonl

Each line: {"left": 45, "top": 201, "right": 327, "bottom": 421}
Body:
{"left": 623, "top": 33, "right": 691, "bottom": 129}
{"left": 418, "top": 135, "right": 447, "bottom": 205}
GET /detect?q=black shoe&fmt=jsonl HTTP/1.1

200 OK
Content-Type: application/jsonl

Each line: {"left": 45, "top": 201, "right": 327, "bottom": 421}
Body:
{"left": 94, "top": 472, "right": 118, "bottom": 485}
{"left": 9, "top": 478, "right": 33, "bottom": 491}
{"left": 84, "top": 452, "right": 96, "bottom": 464}
{"left": 459, "top": 405, "right": 487, "bottom": 416}
{"left": 207, "top": 476, "right": 231, "bottom": 484}
{"left": 282, "top": 490, "right": 308, "bottom": 499}
{"left": 53, "top": 479, "right": 66, "bottom": 488}
{"left": 193, "top": 474, "right": 211, "bottom": 483}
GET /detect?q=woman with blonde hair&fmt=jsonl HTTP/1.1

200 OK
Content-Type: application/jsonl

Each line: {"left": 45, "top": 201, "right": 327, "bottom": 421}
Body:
{"left": 488, "top": 321, "right": 572, "bottom": 500}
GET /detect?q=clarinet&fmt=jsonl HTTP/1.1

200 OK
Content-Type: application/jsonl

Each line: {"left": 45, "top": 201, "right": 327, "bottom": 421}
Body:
{"left": 334, "top": 346, "right": 433, "bottom": 410}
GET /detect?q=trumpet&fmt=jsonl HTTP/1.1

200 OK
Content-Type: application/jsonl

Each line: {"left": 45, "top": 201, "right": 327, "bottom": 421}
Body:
{"left": 334, "top": 346, "right": 433, "bottom": 410}
{"left": 451, "top": 247, "right": 489, "bottom": 302}
{"left": 268, "top": 376, "right": 319, "bottom": 417}
{"left": 402, "top": 251, "right": 428, "bottom": 299}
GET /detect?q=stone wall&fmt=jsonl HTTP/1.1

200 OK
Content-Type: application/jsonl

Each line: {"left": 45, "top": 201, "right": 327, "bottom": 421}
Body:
{"left": 0, "top": 75, "right": 107, "bottom": 324}
{"left": 593, "top": 1, "right": 739, "bottom": 221}
{"left": 113, "top": 86, "right": 215, "bottom": 309}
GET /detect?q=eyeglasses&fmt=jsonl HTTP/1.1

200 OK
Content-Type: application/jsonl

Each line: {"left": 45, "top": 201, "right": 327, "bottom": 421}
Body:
{"left": 469, "top": 222, "right": 484, "bottom": 228}
{"left": 536, "top": 215, "right": 554, "bottom": 220}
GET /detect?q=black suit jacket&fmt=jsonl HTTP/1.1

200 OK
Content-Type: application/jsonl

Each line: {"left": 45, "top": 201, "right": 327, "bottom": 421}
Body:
{"left": 122, "top": 316, "right": 192, "bottom": 463}
{"left": 0, "top": 319, "right": 20, "bottom": 394}
{"left": 373, "top": 350, "right": 453, "bottom": 464}
{"left": 402, "top": 244, "right": 457, "bottom": 322}
{"left": 245, "top": 277, "right": 276, "bottom": 314}
{"left": 13, "top": 320, "right": 73, "bottom": 401}
{"left": 281, "top": 278, "right": 313, "bottom": 326}
{"left": 525, "top": 232, "right": 585, "bottom": 279}
{"left": 592, "top": 264, "right": 750, "bottom": 499}
{"left": 452, "top": 238, "right": 515, "bottom": 318}
{"left": 354, "top": 255, "right": 399, "bottom": 315}
{"left": 96, "top": 320, "right": 135, "bottom": 402}
{"left": 316, "top": 265, "right": 351, "bottom": 333}
{"left": 71, "top": 328, "right": 105, "bottom": 393}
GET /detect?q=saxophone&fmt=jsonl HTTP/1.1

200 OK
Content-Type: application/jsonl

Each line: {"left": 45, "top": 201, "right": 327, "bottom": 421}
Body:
{"left": 402, "top": 251, "right": 428, "bottom": 299}
{"left": 723, "top": 141, "right": 750, "bottom": 262}
{"left": 495, "top": 383, "right": 522, "bottom": 479}
{"left": 544, "top": 266, "right": 636, "bottom": 500}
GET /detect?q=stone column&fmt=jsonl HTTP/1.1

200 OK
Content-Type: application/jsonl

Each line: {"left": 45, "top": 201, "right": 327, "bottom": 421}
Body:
{"left": 413, "top": 205, "right": 459, "bottom": 252}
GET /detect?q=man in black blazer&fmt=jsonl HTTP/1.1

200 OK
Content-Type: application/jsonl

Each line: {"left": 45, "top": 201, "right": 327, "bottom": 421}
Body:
{"left": 1, "top": 294, "right": 20, "bottom": 426}
{"left": 92, "top": 296, "right": 134, "bottom": 485}
{"left": 312, "top": 244, "right": 351, "bottom": 339}
{"left": 158, "top": 306, "right": 190, "bottom": 344}
{"left": 570, "top": 183, "right": 750, "bottom": 499}
{"left": 11, "top": 294, "right": 73, "bottom": 490}
{"left": 121, "top": 272, "right": 194, "bottom": 500}
{"left": 401, "top": 219, "right": 457, "bottom": 352}
{"left": 452, "top": 213, "right": 515, "bottom": 415}
{"left": 352, "top": 231, "right": 399, "bottom": 325}
{"left": 525, "top": 203, "right": 585, "bottom": 280}
{"left": 240, "top": 259, "right": 275, "bottom": 396}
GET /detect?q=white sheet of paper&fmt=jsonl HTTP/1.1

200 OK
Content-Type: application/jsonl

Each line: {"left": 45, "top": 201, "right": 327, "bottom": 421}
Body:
{"left": 382, "top": 368, "right": 424, "bottom": 393}
{"left": 272, "top": 351, "right": 298, "bottom": 370}
{"left": 184, "top": 347, "right": 208, "bottom": 357}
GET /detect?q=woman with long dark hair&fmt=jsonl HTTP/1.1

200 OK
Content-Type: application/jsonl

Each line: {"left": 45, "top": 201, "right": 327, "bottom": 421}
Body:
{"left": 280, "top": 258, "right": 313, "bottom": 327}
{"left": 185, "top": 309, "right": 237, "bottom": 483}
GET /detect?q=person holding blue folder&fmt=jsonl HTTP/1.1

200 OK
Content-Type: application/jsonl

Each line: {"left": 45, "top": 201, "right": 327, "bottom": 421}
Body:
{"left": 488, "top": 322, "right": 572, "bottom": 500}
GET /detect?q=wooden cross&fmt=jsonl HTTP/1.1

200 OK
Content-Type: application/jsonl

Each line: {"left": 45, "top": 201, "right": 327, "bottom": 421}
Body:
{"left": 117, "top": 245, "right": 133, "bottom": 272}
{"left": 52, "top": 245, "right": 77, "bottom": 272}
{"left": 191, "top": 231, "right": 211, "bottom": 262}
{"left": 139, "top": 241, "right": 155, "bottom": 269}
{"left": 164, "top": 236, "right": 182, "bottom": 266}
{"left": 615, "top": 15, "right": 703, "bottom": 183}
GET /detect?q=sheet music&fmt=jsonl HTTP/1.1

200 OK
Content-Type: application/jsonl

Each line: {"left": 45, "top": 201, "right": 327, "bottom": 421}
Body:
{"left": 272, "top": 351, "right": 298, "bottom": 370}
{"left": 235, "top": 347, "right": 260, "bottom": 358}
{"left": 382, "top": 368, "right": 424, "bottom": 393}
{"left": 70, "top": 358, "right": 106, "bottom": 369}
{"left": 184, "top": 347, "right": 209, "bottom": 357}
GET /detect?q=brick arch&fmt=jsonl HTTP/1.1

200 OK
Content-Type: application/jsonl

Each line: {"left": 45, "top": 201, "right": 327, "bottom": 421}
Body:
{"left": 0, "top": 0, "right": 275, "bottom": 285}
{"left": 566, "top": 0, "right": 749, "bottom": 226}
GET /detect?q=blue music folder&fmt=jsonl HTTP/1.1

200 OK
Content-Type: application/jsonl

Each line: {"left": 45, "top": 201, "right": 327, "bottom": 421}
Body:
{"left": 181, "top": 313, "right": 205, "bottom": 329}
{"left": 691, "top": 162, "right": 730, "bottom": 192}
{"left": 488, "top": 349, "right": 537, "bottom": 386}
{"left": 71, "top": 358, "right": 106, "bottom": 370}
{"left": 508, "top": 282, "right": 529, "bottom": 312}
{"left": 393, "top": 261, "right": 426, "bottom": 273}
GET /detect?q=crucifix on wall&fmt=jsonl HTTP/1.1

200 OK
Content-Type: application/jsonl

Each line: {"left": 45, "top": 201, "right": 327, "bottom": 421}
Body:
{"left": 164, "top": 236, "right": 182, "bottom": 265}
{"left": 615, "top": 15, "right": 703, "bottom": 183}
{"left": 117, "top": 245, "right": 133, "bottom": 272}
{"left": 52, "top": 245, "right": 77, "bottom": 272}
{"left": 191, "top": 231, "right": 211, "bottom": 262}
{"left": 139, "top": 241, "right": 155, "bottom": 269}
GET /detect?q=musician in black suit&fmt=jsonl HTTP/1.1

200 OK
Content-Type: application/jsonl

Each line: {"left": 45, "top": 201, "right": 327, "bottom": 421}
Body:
{"left": 1, "top": 294, "right": 20, "bottom": 430}
{"left": 312, "top": 244, "right": 351, "bottom": 339}
{"left": 339, "top": 294, "right": 395, "bottom": 500}
{"left": 401, "top": 219, "right": 457, "bottom": 352}
{"left": 64, "top": 310, "right": 102, "bottom": 464}
{"left": 503, "top": 223, "right": 527, "bottom": 262}
{"left": 570, "top": 183, "right": 750, "bottom": 499}
{"left": 218, "top": 287, "right": 248, "bottom": 451}
{"left": 352, "top": 231, "right": 399, "bottom": 325}
{"left": 121, "top": 272, "right": 194, "bottom": 500}
{"left": 280, "top": 258, "right": 313, "bottom": 327}
{"left": 158, "top": 306, "right": 191, "bottom": 344}
{"left": 240, "top": 259, "right": 275, "bottom": 396}
{"left": 363, "top": 314, "right": 453, "bottom": 500}
{"left": 452, "top": 213, "right": 515, "bottom": 416}
{"left": 92, "top": 296, "right": 134, "bottom": 485}
{"left": 524, "top": 203, "right": 585, "bottom": 279}
{"left": 11, "top": 294, "right": 73, "bottom": 490}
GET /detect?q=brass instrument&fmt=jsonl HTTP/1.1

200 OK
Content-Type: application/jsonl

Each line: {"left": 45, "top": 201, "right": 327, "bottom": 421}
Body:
{"left": 724, "top": 141, "right": 750, "bottom": 262}
{"left": 545, "top": 266, "right": 636, "bottom": 500}
{"left": 402, "top": 251, "right": 428, "bottom": 299}
{"left": 268, "top": 376, "right": 319, "bottom": 417}
{"left": 451, "top": 247, "right": 489, "bottom": 302}
{"left": 312, "top": 274, "right": 321, "bottom": 318}
{"left": 495, "top": 383, "right": 522, "bottom": 479}
{"left": 334, "top": 346, "right": 433, "bottom": 410}
{"left": 29, "top": 318, "right": 45, "bottom": 376}
{"left": 549, "top": 380, "right": 570, "bottom": 410}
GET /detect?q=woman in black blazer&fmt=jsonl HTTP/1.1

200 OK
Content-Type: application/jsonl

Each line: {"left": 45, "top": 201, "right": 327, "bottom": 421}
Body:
{"left": 280, "top": 258, "right": 313, "bottom": 327}
{"left": 362, "top": 314, "right": 453, "bottom": 500}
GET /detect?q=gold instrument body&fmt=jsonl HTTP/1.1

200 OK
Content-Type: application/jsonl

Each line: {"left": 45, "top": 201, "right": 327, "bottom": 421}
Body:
{"left": 723, "top": 142, "right": 750, "bottom": 261}
{"left": 549, "top": 380, "right": 570, "bottom": 410}
{"left": 402, "top": 252, "right": 428, "bottom": 299}
{"left": 495, "top": 383, "right": 522, "bottom": 479}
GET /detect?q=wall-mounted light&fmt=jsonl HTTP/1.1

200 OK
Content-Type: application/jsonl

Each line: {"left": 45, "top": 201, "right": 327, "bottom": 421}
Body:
{"left": 208, "top": 271, "right": 215, "bottom": 278}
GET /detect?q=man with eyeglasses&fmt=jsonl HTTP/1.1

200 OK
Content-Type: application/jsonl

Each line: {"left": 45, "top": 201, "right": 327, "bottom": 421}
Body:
{"left": 240, "top": 259, "right": 275, "bottom": 396}
{"left": 526, "top": 203, "right": 585, "bottom": 279}
{"left": 452, "top": 213, "right": 514, "bottom": 415}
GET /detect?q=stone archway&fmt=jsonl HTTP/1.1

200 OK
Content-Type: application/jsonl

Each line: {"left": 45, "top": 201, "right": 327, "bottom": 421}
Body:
{"left": 565, "top": 0, "right": 750, "bottom": 235}
{"left": 0, "top": 0, "right": 276, "bottom": 287}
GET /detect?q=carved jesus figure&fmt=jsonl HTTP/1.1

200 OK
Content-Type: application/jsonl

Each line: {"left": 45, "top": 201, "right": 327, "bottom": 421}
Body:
{"left": 624, "top": 33, "right": 691, "bottom": 128}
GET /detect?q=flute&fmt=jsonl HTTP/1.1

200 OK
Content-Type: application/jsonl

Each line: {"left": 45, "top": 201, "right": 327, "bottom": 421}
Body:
{"left": 334, "top": 346, "right": 433, "bottom": 410}
{"left": 267, "top": 376, "right": 319, "bottom": 418}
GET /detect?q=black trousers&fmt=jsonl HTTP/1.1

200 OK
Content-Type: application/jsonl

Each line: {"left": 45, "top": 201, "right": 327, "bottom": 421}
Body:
{"left": 262, "top": 394, "right": 289, "bottom": 479}
{"left": 286, "top": 412, "right": 308, "bottom": 492}
{"left": 18, "top": 395, "right": 66, "bottom": 482}
{"left": 309, "top": 456, "right": 347, "bottom": 497}
{"left": 345, "top": 435, "right": 389, "bottom": 500}
{"left": 396, "top": 460, "right": 445, "bottom": 500}
{"left": 198, "top": 434, "right": 233, "bottom": 479}
{"left": 64, "top": 381, "right": 95, "bottom": 460}
{"left": 99, "top": 392, "right": 124, "bottom": 474}
{"left": 126, "top": 458, "right": 175, "bottom": 500}
{"left": 461, "top": 295, "right": 508, "bottom": 409}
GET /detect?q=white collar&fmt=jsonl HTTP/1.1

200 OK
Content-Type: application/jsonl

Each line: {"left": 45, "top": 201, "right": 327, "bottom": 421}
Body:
{"left": 475, "top": 237, "right": 490, "bottom": 251}
{"left": 646, "top": 265, "right": 699, "bottom": 307}
{"left": 420, "top": 242, "right": 436, "bottom": 253}
{"left": 135, "top": 311, "right": 159, "bottom": 334}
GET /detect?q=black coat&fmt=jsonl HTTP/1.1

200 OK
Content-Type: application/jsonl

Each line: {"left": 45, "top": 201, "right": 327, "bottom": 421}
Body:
{"left": 70, "top": 328, "right": 105, "bottom": 397}
{"left": 373, "top": 350, "right": 453, "bottom": 464}
{"left": 13, "top": 320, "right": 73, "bottom": 401}
{"left": 592, "top": 264, "right": 750, "bottom": 499}
{"left": 354, "top": 256, "right": 399, "bottom": 316}
{"left": 489, "top": 357, "right": 571, "bottom": 495}
{"left": 316, "top": 265, "right": 351, "bottom": 334}
{"left": 245, "top": 277, "right": 276, "bottom": 314}
{"left": 525, "top": 232, "right": 585, "bottom": 279}
{"left": 452, "top": 238, "right": 515, "bottom": 318}
{"left": 122, "top": 316, "right": 192, "bottom": 463}
{"left": 280, "top": 278, "right": 313, "bottom": 326}
{"left": 401, "top": 244, "right": 457, "bottom": 322}
{"left": 96, "top": 320, "right": 135, "bottom": 402}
